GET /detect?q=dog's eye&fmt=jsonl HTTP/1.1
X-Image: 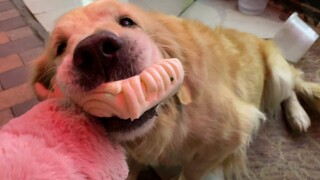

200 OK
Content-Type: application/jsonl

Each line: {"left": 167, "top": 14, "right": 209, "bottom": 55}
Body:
{"left": 119, "top": 17, "right": 136, "bottom": 27}
{"left": 56, "top": 41, "right": 67, "bottom": 56}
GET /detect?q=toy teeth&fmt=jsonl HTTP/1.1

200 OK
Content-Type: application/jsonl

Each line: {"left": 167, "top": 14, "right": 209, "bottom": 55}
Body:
{"left": 71, "top": 58, "right": 184, "bottom": 120}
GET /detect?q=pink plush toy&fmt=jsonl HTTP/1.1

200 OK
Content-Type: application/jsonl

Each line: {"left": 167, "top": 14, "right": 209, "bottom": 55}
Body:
{"left": 0, "top": 99, "right": 128, "bottom": 180}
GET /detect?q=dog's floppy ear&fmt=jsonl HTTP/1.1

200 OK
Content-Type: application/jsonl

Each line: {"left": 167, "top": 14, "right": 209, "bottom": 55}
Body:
{"left": 177, "top": 83, "right": 192, "bottom": 105}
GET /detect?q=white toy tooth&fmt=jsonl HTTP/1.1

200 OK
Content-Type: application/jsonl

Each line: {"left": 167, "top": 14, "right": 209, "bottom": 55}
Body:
{"left": 72, "top": 58, "right": 184, "bottom": 120}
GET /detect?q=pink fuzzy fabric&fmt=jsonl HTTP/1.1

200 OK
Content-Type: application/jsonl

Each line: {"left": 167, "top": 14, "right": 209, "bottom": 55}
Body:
{"left": 0, "top": 99, "right": 128, "bottom": 180}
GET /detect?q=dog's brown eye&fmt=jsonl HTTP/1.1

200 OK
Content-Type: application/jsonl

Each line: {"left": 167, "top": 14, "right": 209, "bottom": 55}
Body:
{"left": 119, "top": 17, "right": 136, "bottom": 27}
{"left": 56, "top": 42, "right": 67, "bottom": 56}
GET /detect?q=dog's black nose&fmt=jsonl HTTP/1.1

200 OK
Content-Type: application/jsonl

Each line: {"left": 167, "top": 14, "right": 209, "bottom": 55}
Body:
{"left": 73, "top": 31, "right": 123, "bottom": 70}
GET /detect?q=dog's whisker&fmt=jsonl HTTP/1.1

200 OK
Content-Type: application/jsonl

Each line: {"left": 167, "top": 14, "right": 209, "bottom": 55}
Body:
{"left": 38, "top": 67, "right": 58, "bottom": 86}
{"left": 47, "top": 81, "right": 59, "bottom": 99}
{"left": 38, "top": 67, "right": 57, "bottom": 80}
{"left": 130, "top": 62, "right": 134, "bottom": 77}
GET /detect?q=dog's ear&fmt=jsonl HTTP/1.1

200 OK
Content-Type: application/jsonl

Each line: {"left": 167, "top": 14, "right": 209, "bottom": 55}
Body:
{"left": 177, "top": 83, "right": 192, "bottom": 105}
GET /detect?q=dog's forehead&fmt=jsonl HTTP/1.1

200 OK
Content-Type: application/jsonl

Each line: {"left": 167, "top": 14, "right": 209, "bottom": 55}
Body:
{"left": 56, "top": 0, "right": 138, "bottom": 26}
{"left": 53, "top": 0, "right": 139, "bottom": 34}
{"left": 51, "top": 1, "right": 151, "bottom": 46}
{"left": 49, "top": 0, "right": 153, "bottom": 49}
{"left": 57, "top": 3, "right": 117, "bottom": 25}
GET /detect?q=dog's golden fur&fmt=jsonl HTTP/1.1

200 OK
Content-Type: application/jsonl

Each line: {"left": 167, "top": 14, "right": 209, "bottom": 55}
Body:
{"left": 32, "top": 0, "right": 320, "bottom": 179}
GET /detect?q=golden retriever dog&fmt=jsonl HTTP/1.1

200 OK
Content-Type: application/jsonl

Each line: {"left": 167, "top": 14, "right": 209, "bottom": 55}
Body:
{"left": 32, "top": 0, "right": 320, "bottom": 179}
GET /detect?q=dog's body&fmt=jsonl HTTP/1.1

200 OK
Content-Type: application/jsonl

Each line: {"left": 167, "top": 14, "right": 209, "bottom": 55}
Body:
{"left": 33, "top": 0, "right": 320, "bottom": 179}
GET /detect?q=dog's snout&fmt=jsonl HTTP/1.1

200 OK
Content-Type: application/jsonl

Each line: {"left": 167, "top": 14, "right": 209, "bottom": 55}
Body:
{"left": 73, "top": 31, "right": 123, "bottom": 69}
{"left": 71, "top": 30, "right": 142, "bottom": 91}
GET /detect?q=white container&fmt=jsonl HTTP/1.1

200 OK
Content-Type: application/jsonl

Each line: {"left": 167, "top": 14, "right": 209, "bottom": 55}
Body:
{"left": 238, "top": 0, "right": 269, "bottom": 15}
{"left": 274, "top": 12, "right": 319, "bottom": 63}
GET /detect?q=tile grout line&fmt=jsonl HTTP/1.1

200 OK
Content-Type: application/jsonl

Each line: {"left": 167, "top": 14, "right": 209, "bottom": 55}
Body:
{"left": 10, "top": 0, "right": 48, "bottom": 41}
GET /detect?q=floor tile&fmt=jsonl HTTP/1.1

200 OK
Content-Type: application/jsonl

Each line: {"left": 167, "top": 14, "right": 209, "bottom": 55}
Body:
{"left": 23, "top": 0, "right": 86, "bottom": 31}
{"left": 0, "top": 35, "right": 43, "bottom": 58}
{"left": 0, "top": 9, "right": 20, "bottom": 21}
{"left": 0, "top": 108, "right": 14, "bottom": 126}
{"left": 12, "top": 97, "right": 38, "bottom": 117}
{"left": 180, "top": 0, "right": 283, "bottom": 38}
{"left": 0, "top": 65, "right": 32, "bottom": 89}
{"left": 0, "top": 32, "right": 9, "bottom": 44}
{"left": 23, "top": 0, "right": 84, "bottom": 14}
{"left": 34, "top": 7, "right": 78, "bottom": 32}
{"left": 0, "top": 1, "right": 13, "bottom": 12}
{"left": 127, "top": 0, "right": 193, "bottom": 15}
{"left": 23, "top": 0, "right": 284, "bottom": 38}
{"left": 6, "top": 26, "right": 34, "bottom": 41}
{"left": 0, "top": 16, "right": 26, "bottom": 32}
{"left": 25, "top": 0, "right": 192, "bottom": 31}
{"left": 19, "top": 46, "right": 44, "bottom": 64}
{"left": 0, "top": 83, "right": 35, "bottom": 110}
{"left": 0, "top": 54, "right": 23, "bottom": 73}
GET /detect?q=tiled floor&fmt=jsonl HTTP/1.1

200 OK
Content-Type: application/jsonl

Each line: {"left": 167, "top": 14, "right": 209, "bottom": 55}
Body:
{"left": 22, "top": 0, "right": 196, "bottom": 32}
{"left": 23, "top": 0, "right": 283, "bottom": 38}
{"left": 0, "top": 0, "right": 44, "bottom": 126}
{"left": 1, "top": 0, "right": 320, "bottom": 179}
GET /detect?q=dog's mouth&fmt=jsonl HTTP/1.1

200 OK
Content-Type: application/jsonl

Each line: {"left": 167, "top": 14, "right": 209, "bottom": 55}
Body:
{"left": 57, "top": 31, "right": 184, "bottom": 138}
{"left": 59, "top": 31, "right": 161, "bottom": 136}
{"left": 68, "top": 58, "right": 184, "bottom": 138}
{"left": 95, "top": 106, "right": 157, "bottom": 133}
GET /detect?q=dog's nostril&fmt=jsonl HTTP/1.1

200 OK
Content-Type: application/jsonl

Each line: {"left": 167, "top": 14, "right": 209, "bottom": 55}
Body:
{"left": 72, "top": 31, "right": 124, "bottom": 89}
{"left": 101, "top": 39, "right": 123, "bottom": 56}
{"left": 74, "top": 50, "right": 93, "bottom": 67}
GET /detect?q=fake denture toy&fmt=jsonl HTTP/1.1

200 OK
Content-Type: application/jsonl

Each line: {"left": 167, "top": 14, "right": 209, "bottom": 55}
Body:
{"left": 71, "top": 58, "right": 184, "bottom": 120}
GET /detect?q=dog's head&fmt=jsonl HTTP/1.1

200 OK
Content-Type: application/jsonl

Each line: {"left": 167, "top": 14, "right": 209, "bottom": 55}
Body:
{"left": 33, "top": 0, "right": 191, "bottom": 141}
{"left": 40, "top": 0, "right": 164, "bottom": 92}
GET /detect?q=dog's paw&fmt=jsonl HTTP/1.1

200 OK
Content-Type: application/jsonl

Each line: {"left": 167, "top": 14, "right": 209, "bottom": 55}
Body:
{"left": 285, "top": 106, "right": 311, "bottom": 132}
{"left": 283, "top": 93, "right": 311, "bottom": 132}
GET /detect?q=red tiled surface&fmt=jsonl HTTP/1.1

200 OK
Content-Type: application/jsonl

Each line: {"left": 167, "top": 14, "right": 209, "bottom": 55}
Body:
{"left": 19, "top": 46, "right": 44, "bottom": 64}
{"left": 0, "top": 83, "right": 34, "bottom": 110}
{"left": 0, "top": 9, "right": 19, "bottom": 21}
{"left": 0, "top": 54, "right": 23, "bottom": 73}
{"left": 0, "top": 108, "right": 13, "bottom": 126}
{"left": 0, "top": 16, "right": 26, "bottom": 32}
{"left": 0, "top": 35, "right": 43, "bottom": 57}
{"left": 0, "top": 65, "right": 33, "bottom": 89}
{"left": 0, "top": 1, "right": 13, "bottom": 12}
{"left": 0, "top": 0, "right": 41, "bottom": 125}
{"left": 11, "top": 97, "right": 38, "bottom": 116}
{"left": 7, "top": 26, "right": 33, "bottom": 41}
{"left": 0, "top": 32, "right": 9, "bottom": 44}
